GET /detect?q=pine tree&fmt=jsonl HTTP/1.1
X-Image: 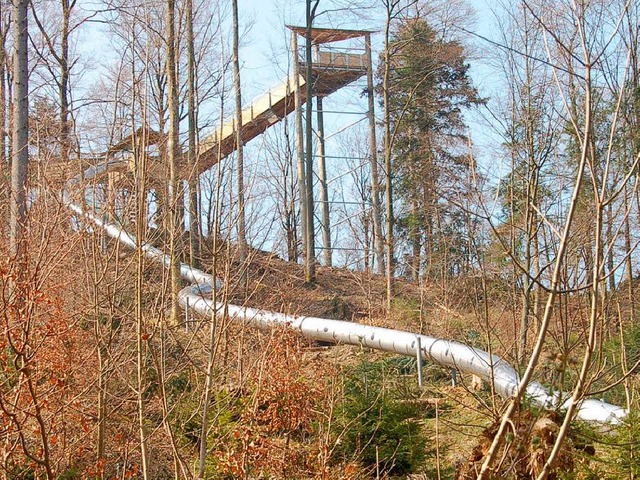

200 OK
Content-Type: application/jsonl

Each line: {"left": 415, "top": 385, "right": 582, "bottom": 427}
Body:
{"left": 379, "top": 17, "right": 482, "bottom": 281}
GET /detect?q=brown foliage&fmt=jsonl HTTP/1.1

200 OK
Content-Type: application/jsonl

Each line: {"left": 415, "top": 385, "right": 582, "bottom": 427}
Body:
{"left": 211, "top": 328, "right": 340, "bottom": 479}
{"left": 456, "top": 409, "right": 577, "bottom": 479}
{"left": 0, "top": 256, "right": 95, "bottom": 478}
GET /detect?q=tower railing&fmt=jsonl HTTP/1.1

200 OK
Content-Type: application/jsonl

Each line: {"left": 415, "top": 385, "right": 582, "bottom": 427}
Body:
{"left": 296, "top": 48, "right": 367, "bottom": 71}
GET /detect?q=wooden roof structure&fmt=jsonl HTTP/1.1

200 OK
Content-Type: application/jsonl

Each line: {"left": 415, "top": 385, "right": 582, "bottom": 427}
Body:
{"left": 285, "top": 25, "right": 373, "bottom": 44}
{"left": 107, "top": 128, "right": 164, "bottom": 154}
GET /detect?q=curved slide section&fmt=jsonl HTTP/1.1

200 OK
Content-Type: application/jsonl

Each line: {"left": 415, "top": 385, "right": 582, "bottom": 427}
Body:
{"left": 179, "top": 285, "right": 625, "bottom": 423}
{"left": 62, "top": 164, "right": 626, "bottom": 424}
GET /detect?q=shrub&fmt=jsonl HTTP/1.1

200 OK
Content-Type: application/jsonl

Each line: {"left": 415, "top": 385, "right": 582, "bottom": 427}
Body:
{"left": 333, "top": 359, "right": 429, "bottom": 477}
{"left": 612, "top": 409, "right": 640, "bottom": 477}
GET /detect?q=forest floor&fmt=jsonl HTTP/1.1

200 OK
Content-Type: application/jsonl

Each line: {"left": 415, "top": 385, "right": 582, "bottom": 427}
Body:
{"left": 197, "top": 247, "right": 631, "bottom": 479}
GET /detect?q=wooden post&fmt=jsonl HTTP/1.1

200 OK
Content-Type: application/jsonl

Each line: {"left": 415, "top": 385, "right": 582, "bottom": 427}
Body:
{"left": 184, "top": 297, "right": 190, "bottom": 332}
{"left": 416, "top": 336, "right": 423, "bottom": 388}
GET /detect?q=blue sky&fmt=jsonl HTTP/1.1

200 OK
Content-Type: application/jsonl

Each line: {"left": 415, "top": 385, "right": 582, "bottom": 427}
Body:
{"left": 233, "top": 0, "right": 504, "bottom": 163}
{"left": 79, "top": 0, "right": 508, "bottom": 252}
{"left": 220, "top": 0, "right": 507, "bottom": 256}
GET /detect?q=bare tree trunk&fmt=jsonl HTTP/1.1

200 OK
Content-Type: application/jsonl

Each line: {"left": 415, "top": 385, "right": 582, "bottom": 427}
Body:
{"left": 58, "top": 0, "right": 71, "bottom": 165}
{"left": 96, "top": 311, "right": 107, "bottom": 463}
{"left": 304, "top": 0, "right": 319, "bottom": 283}
{"left": 198, "top": 51, "right": 227, "bottom": 477}
{"left": 292, "top": 31, "right": 307, "bottom": 268}
{"left": 166, "top": 0, "right": 181, "bottom": 324}
{"left": 282, "top": 109, "right": 298, "bottom": 262}
{"left": 9, "top": 0, "right": 28, "bottom": 269}
{"left": 362, "top": 206, "right": 371, "bottom": 272}
{"left": 624, "top": 185, "right": 634, "bottom": 322}
{"left": 150, "top": 338, "right": 191, "bottom": 479}
{"left": 382, "top": 2, "right": 395, "bottom": 310}
{"left": 605, "top": 202, "right": 616, "bottom": 292}
{"left": 232, "top": 0, "right": 247, "bottom": 262}
{"left": 186, "top": 0, "right": 200, "bottom": 267}
{"left": 479, "top": 61, "right": 594, "bottom": 480}
{"left": 410, "top": 201, "right": 420, "bottom": 281}
{"left": 316, "top": 96, "right": 331, "bottom": 267}
{"left": 134, "top": 123, "right": 150, "bottom": 480}
{"left": 30, "top": 0, "right": 76, "bottom": 180}
{"left": 0, "top": 12, "right": 8, "bottom": 237}
{"left": 365, "top": 32, "right": 384, "bottom": 275}
{"left": 518, "top": 38, "right": 536, "bottom": 365}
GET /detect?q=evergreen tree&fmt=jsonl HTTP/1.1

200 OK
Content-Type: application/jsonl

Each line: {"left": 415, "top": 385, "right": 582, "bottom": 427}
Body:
{"left": 379, "top": 17, "right": 482, "bottom": 280}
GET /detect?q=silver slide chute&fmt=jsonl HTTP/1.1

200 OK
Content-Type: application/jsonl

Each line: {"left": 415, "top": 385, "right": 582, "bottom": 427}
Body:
{"left": 62, "top": 162, "right": 626, "bottom": 424}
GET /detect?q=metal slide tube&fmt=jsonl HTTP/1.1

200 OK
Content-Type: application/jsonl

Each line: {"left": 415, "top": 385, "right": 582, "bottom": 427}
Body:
{"left": 63, "top": 159, "right": 626, "bottom": 424}
{"left": 64, "top": 163, "right": 214, "bottom": 288}
{"left": 178, "top": 286, "right": 625, "bottom": 423}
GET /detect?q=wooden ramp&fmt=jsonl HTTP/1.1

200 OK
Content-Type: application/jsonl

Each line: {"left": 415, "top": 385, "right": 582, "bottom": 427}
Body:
{"left": 191, "top": 74, "right": 304, "bottom": 177}
{"left": 184, "top": 47, "right": 367, "bottom": 177}
{"left": 97, "top": 27, "right": 372, "bottom": 180}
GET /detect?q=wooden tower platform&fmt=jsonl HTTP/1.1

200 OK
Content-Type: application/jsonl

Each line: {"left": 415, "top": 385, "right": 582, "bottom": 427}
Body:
{"left": 182, "top": 26, "right": 372, "bottom": 178}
